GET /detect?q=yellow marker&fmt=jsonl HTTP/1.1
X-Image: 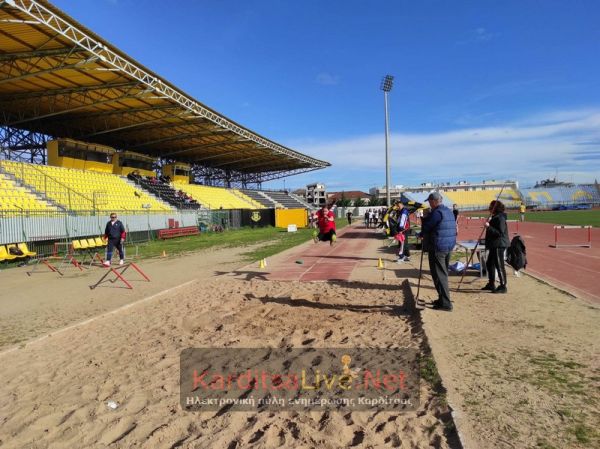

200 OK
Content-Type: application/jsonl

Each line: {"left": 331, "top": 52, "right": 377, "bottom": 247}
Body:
{"left": 161, "top": 250, "right": 167, "bottom": 257}
{"left": 377, "top": 258, "right": 384, "bottom": 269}
{"left": 259, "top": 258, "right": 266, "bottom": 269}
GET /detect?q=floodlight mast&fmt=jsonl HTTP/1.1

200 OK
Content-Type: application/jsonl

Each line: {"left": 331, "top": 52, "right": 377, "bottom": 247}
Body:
{"left": 381, "top": 75, "right": 394, "bottom": 207}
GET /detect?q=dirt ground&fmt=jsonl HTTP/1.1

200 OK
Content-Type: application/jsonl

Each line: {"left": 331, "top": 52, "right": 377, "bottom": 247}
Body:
{"left": 415, "top": 262, "right": 600, "bottom": 449}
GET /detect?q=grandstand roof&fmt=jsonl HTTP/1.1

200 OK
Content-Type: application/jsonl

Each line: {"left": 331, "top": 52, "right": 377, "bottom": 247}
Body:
{"left": 0, "top": 0, "right": 329, "bottom": 181}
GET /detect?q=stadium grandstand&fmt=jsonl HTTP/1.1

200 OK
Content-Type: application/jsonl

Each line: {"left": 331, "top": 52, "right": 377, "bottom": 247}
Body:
{"left": 0, "top": 0, "right": 329, "bottom": 252}
{"left": 521, "top": 179, "right": 600, "bottom": 209}
{"left": 397, "top": 180, "right": 522, "bottom": 211}
{"left": 394, "top": 179, "right": 599, "bottom": 211}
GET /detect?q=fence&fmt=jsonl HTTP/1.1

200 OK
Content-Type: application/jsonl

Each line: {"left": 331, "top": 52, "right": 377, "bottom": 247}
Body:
{"left": 0, "top": 208, "right": 248, "bottom": 247}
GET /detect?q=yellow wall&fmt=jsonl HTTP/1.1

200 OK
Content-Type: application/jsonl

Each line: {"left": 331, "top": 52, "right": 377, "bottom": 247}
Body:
{"left": 47, "top": 141, "right": 113, "bottom": 173}
{"left": 163, "top": 163, "right": 190, "bottom": 184}
{"left": 112, "top": 153, "right": 155, "bottom": 177}
{"left": 275, "top": 208, "right": 308, "bottom": 228}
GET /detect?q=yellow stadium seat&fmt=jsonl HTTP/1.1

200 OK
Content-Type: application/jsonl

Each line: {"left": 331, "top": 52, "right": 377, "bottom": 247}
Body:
{"left": 6, "top": 244, "right": 27, "bottom": 259}
{"left": 86, "top": 238, "right": 97, "bottom": 248}
{"left": 0, "top": 246, "right": 17, "bottom": 261}
{"left": 17, "top": 243, "right": 36, "bottom": 257}
{"left": 95, "top": 237, "right": 106, "bottom": 247}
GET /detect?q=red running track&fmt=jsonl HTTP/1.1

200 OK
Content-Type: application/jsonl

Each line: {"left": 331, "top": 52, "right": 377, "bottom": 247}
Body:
{"left": 265, "top": 226, "right": 375, "bottom": 282}
{"left": 457, "top": 217, "right": 600, "bottom": 304}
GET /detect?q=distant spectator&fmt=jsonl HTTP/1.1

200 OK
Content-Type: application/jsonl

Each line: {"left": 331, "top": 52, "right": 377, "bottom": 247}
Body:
{"left": 364, "top": 209, "right": 370, "bottom": 228}
{"left": 519, "top": 202, "right": 526, "bottom": 222}
{"left": 452, "top": 204, "right": 459, "bottom": 222}
{"left": 346, "top": 210, "right": 353, "bottom": 225}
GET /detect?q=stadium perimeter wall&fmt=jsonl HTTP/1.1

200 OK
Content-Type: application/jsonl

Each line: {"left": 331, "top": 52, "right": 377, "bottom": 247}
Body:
{"left": 0, "top": 211, "right": 199, "bottom": 245}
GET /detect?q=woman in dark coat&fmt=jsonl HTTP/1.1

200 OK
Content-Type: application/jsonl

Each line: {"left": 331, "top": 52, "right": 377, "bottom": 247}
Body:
{"left": 482, "top": 200, "right": 510, "bottom": 293}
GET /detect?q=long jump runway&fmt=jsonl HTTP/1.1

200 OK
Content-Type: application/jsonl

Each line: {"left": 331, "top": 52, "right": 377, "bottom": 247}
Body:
{"left": 265, "top": 225, "right": 378, "bottom": 282}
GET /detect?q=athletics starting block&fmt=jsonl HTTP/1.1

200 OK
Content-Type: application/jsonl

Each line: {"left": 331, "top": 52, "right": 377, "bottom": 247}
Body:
{"left": 89, "top": 262, "right": 150, "bottom": 290}
{"left": 552, "top": 225, "right": 592, "bottom": 248}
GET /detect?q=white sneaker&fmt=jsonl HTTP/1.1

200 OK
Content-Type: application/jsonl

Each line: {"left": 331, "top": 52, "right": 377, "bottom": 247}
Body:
{"left": 119, "top": 259, "right": 124, "bottom": 265}
{"left": 102, "top": 261, "right": 111, "bottom": 267}
{"left": 396, "top": 257, "right": 405, "bottom": 263}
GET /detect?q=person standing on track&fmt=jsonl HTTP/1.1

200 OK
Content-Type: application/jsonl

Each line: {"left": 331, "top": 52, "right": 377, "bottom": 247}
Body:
{"left": 519, "top": 202, "right": 526, "bottom": 222}
{"left": 420, "top": 192, "right": 456, "bottom": 311}
{"left": 103, "top": 212, "right": 126, "bottom": 267}
{"left": 482, "top": 200, "right": 510, "bottom": 293}
{"left": 395, "top": 201, "right": 412, "bottom": 262}
{"left": 313, "top": 204, "right": 337, "bottom": 246}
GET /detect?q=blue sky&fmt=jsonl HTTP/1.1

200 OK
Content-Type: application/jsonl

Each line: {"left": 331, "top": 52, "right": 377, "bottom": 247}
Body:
{"left": 52, "top": 0, "right": 600, "bottom": 190}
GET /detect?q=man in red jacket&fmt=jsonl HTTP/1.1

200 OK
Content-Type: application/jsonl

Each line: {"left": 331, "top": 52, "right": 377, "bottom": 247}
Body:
{"left": 312, "top": 204, "right": 337, "bottom": 246}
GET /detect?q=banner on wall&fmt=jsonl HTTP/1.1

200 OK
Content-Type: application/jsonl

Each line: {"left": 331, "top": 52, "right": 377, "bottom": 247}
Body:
{"left": 241, "top": 209, "right": 275, "bottom": 227}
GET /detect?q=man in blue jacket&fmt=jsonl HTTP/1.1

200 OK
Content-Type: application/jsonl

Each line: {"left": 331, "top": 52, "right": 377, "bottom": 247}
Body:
{"left": 102, "top": 212, "right": 126, "bottom": 267}
{"left": 421, "top": 192, "right": 457, "bottom": 311}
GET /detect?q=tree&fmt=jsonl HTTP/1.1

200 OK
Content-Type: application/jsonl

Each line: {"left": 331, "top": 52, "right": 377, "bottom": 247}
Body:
{"left": 353, "top": 197, "right": 365, "bottom": 207}
{"left": 336, "top": 192, "right": 352, "bottom": 207}
{"left": 368, "top": 195, "right": 382, "bottom": 207}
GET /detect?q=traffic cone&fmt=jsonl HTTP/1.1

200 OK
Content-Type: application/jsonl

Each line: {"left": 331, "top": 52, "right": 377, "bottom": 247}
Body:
{"left": 377, "top": 258, "right": 384, "bottom": 269}
{"left": 259, "top": 258, "right": 266, "bottom": 269}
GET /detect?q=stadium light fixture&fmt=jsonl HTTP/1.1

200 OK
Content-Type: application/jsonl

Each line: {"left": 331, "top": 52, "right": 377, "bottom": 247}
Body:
{"left": 380, "top": 75, "right": 394, "bottom": 207}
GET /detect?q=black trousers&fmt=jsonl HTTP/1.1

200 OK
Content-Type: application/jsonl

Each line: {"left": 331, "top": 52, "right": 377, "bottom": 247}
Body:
{"left": 318, "top": 229, "right": 336, "bottom": 242}
{"left": 106, "top": 238, "right": 125, "bottom": 261}
{"left": 428, "top": 251, "right": 451, "bottom": 307}
{"left": 486, "top": 247, "right": 507, "bottom": 287}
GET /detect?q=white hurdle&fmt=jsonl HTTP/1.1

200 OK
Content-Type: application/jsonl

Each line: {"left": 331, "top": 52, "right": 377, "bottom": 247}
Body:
{"left": 553, "top": 225, "right": 592, "bottom": 248}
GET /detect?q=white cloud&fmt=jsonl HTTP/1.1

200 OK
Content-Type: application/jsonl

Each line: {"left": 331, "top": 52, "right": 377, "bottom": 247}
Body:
{"left": 316, "top": 72, "right": 340, "bottom": 86}
{"left": 295, "top": 108, "right": 600, "bottom": 188}
{"left": 474, "top": 27, "right": 494, "bottom": 41}
{"left": 456, "top": 27, "right": 499, "bottom": 45}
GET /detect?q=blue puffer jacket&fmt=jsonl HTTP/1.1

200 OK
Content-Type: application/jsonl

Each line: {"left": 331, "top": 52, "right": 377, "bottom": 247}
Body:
{"left": 421, "top": 204, "right": 457, "bottom": 252}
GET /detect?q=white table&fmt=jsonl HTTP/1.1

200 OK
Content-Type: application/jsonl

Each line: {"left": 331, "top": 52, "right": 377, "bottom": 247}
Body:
{"left": 456, "top": 240, "right": 487, "bottom": 277}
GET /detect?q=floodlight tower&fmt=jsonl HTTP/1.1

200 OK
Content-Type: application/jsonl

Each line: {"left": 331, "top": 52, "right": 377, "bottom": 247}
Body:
{"left": 381, "top": 75, "right": 394, "bottom": 207}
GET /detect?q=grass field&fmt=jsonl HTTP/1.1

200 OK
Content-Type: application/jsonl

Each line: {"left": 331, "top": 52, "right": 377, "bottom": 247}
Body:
{"left": 467, "top": 208, "right": 600, "bottom": 227}
{"left": 509, "top": 209, "right": 600, "bottom": 227}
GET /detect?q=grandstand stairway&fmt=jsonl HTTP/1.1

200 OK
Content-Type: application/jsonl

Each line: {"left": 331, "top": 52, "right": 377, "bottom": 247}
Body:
{"left": 241, "top": 189, "right": 280, "bottom": 208}
{"left": 261, "top": 191, "right": 309, "bottom": 209}
{"left": 289, "top": 192, "right": 312, "bottom": 208}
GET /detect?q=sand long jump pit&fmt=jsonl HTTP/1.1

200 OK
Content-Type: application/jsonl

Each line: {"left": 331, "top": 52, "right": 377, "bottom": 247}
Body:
{"left": 0, "top": 277, "right": 458, "bottom": 449}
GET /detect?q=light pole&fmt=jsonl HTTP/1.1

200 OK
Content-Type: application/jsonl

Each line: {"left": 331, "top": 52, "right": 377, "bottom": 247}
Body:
{"left": 381, "top": 74, "right": 394, "bottom": 207}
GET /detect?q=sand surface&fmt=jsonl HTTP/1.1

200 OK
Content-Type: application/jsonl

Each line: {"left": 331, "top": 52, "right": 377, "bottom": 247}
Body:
{"left": 0, "top": 276, "right": 455, "bottom": 449}
{"left": 0, "top": 246, "right": 249, "bottom": 349}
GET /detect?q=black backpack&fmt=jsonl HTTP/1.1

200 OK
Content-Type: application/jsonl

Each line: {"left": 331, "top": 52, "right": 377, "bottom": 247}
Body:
{"left": 506, "top": 235, "right": 527, "bottom": 270}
